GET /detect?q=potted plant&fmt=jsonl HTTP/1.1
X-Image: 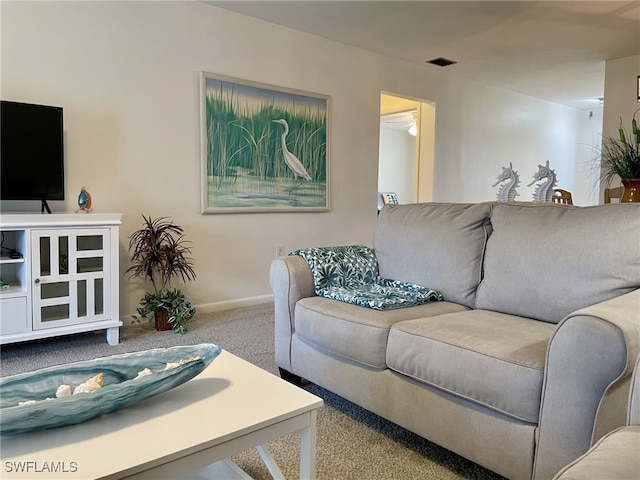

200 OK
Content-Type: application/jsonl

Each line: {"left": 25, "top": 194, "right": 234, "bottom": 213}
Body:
{"left": 127, "top": 215, "right": 197, "bottom": 333}
{"left": 600, "top": 108, "right": 640, "bottom": 202}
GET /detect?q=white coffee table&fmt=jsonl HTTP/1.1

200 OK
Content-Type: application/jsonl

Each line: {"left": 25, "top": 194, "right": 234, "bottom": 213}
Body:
{"left": 0, "top": 350, "right": 323, "bottom": 479}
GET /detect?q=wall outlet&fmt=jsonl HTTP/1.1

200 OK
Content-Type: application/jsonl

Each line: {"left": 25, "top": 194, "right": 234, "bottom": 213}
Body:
{"left": 276, "top": 245, "right": 285, "bottom": 257}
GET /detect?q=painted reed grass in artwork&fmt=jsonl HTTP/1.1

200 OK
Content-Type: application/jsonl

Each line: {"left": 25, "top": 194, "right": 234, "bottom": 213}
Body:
{"left": 204, "top": 83, "right": 327, "bottom": 188}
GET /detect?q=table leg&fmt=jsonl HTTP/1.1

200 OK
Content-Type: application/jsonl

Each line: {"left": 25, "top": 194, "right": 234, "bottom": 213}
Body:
{"left": 300, "top": 410, "right": 318, "bottom": 480}
{"left": 255, "top": 409, "right": 318, "bottom": 480}
{"left": 256, "top": 445, "right": 285, "bottom": 480}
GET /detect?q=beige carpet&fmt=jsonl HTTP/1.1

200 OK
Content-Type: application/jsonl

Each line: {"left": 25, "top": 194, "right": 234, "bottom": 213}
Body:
{"left": 1, "top": 303, "right": 504, "bottom": 480}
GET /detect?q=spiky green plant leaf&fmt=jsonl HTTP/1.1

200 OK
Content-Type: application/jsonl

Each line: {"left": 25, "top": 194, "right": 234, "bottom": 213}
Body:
{"left": 600, "top": 109, "right": 640, "bottom": 185}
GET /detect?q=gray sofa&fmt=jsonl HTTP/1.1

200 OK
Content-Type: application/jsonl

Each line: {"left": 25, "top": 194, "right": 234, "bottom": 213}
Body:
{"left": 270, "top": 202, "right": 640, "bottom": 480}
{"left": 553, "top": 354, "right": 640, "bottom": 479}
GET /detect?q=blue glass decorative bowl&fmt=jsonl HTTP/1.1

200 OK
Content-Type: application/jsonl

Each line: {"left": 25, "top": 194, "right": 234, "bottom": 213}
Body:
{"left": 0, "top": 344, "right": 222, "bottom": 435}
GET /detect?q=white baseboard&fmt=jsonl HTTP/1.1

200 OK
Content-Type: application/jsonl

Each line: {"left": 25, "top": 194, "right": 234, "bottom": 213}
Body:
{"left": 195, "top": 294, "right": 274, "bottom": 314}
{"left": 120, "top": 294, "right": 274, "bottom": 326}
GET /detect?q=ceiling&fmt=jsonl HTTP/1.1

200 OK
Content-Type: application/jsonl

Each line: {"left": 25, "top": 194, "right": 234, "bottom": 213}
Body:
{"left": 206, "top": 1, "right": 640, "bottom": 110}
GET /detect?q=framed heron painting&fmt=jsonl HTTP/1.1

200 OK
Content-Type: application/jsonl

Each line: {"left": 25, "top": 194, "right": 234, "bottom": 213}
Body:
{"left": 200, "top": 72, "right": 330, "bottom": 213}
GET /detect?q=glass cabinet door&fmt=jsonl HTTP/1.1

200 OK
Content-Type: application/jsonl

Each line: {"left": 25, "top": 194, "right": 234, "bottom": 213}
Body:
{"left": 31, "top": 228, "right": 110, "bottom": 330}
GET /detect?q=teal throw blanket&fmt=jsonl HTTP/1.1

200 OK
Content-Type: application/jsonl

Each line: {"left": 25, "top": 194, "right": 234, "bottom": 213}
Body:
{"left": 291, "top": 245, "right": 443, "bottom": 310}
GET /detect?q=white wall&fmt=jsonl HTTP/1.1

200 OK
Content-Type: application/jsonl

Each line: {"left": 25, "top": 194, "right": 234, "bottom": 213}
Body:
{"left": 603, "top": 56, "right": 640, "bottom": 138}
{"left": 408, "top": 71, "right": 598, "bottom": 204}
{"left": 378, "top": 128, "right": 416, "bottom": 204}
{"left": 1, "top": 1, "right": 597, "bottom": 317}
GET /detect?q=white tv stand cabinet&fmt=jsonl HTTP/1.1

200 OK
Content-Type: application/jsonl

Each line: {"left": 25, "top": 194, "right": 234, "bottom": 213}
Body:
{"left": 0, "top": 213, "right": 122, "bottom": 346}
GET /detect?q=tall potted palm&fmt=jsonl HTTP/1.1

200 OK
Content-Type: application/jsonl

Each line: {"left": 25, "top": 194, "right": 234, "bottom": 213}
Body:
{"left": 127, "top": 215, "right": 197, "bottom": 333}
{"left": 600, "top": 109, "right": 640, "bottom": 202}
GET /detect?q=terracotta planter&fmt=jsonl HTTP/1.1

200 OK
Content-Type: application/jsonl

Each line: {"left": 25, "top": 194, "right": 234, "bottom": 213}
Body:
{"left": 621, "top": 179, "right": 640, "bottom": 203}
{"left": 154, "top": 308, "right": 173, "bottom": 331}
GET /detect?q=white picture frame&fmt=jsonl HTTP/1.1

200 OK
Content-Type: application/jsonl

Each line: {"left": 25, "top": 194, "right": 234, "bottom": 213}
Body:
{"left": 200, "top": 72, "right": 330, "bottom": 213}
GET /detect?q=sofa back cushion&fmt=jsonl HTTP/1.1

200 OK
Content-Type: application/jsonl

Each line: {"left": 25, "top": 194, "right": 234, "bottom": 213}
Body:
{"left": 373, "top": 202, "right": 492, "bottom": 308}
{"left": 476, "top": 203, "right": 640, "bottom": 323}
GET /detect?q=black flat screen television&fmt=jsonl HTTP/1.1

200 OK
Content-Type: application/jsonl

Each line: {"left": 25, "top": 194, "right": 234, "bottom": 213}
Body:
{"left": 1, "top": 100, "right": 65, "bottom": 213}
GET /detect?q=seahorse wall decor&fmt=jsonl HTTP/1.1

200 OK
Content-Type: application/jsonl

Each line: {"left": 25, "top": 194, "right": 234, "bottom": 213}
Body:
{"left": 492, "top": 162, "right": 520, "bottom": 202}
{"left": 527, "top": 160, "right": 557, "bottom": 203}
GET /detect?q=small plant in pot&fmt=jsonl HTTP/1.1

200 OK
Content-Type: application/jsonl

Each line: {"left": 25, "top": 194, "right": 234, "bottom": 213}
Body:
{"left": 127, "top": 215, "right": 197, "bottom": 333}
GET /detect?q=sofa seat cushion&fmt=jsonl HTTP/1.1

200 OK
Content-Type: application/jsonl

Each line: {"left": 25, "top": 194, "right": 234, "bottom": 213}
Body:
{"left": 386, "top": 310, "right": 555, "bottom": 422}
{"left": 295, "top": 296, "right": 469, "bottom": 368}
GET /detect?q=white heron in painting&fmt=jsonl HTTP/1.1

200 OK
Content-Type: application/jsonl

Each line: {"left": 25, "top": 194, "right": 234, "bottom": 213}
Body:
{"left": 272, "top": 119, "right": 312, "bottom": 181}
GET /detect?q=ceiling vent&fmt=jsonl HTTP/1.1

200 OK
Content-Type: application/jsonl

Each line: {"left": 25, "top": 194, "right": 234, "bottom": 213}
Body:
{"left": 426, "top": 57, "right": 457, "bottom": 67}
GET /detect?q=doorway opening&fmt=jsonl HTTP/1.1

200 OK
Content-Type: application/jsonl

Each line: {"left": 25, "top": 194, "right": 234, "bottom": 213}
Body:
{"left": 379, "top": 93, "right": 435, "bottom": 210}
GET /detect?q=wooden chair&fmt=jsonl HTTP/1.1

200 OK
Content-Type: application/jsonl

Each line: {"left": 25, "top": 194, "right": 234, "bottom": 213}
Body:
{"left": 552, "top": 189, "right": 573, "bottom": 205}
{"left": 604, "top": 186, "right": 623, "bottom": 203}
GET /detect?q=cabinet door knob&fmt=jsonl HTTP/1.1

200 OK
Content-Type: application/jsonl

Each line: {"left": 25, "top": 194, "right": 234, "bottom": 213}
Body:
{"left": 34, "top": 278, "right": 40, "bottom": 284}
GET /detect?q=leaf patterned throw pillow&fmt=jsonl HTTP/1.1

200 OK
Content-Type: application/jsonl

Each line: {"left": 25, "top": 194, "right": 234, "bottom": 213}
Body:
{"left": 291, "top": 245, "right": 378, "bottom": 290}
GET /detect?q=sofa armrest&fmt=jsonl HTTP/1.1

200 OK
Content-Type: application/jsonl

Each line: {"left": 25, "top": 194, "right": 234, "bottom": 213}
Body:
{"left": 533, "top": 289, "right": 640, "bottom": 480}
{"left": 269, "top": 255, "right": 315, "bottom": 371}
